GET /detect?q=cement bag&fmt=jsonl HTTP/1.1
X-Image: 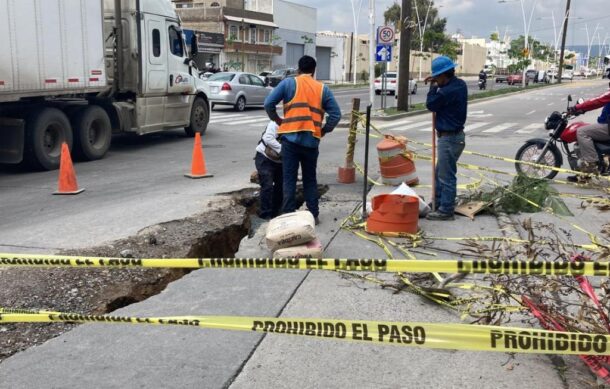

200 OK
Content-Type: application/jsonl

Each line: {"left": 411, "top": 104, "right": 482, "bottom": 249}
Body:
{"left": 391, "top": 183, "right": 430, "bottom": 217}
{"left": 266, "top": 211, "right": 316, "bottom": 251}
{"left": 273, "top": 239, "right": 323, "bottom": 259}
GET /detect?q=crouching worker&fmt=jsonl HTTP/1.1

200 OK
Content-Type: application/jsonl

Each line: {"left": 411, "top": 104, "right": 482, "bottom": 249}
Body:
{"left": 255, "top": 121, "right": 283, "bottom": 220}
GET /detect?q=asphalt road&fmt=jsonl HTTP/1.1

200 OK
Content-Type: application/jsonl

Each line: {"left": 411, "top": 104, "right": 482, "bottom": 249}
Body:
{"left": 0, "top": 79, "right": 606, "bottom": 252}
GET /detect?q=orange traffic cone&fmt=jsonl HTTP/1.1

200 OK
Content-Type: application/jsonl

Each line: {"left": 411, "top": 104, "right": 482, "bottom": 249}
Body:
{"left": 54, "top": 143, "right": 85, "bottom": 195}
{"left": 185, "top": 133, "right": 213, "bottom": 179}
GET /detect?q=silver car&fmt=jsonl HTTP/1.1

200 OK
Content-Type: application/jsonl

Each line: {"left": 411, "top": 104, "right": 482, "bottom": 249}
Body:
{"left": 206, "top": 72, "right": 272, "bottom": 112}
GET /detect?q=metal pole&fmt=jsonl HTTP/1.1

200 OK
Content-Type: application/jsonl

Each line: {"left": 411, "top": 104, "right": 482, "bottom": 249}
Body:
{"left": 396, "top": 0, "right": 412, "bottom": 111}
{"left": 114, "top": 0, "right": 123, "bottom": 94}
{"left": 363, "top": 104, "right": 372, "bottom": 221}
{"left": 431, "top": 112, "right": 437, "bottom": 212}
{"left": 242, "top": 0, "right": 246, "bottom": 72}
{"left": 351, "top": 0, "right": 364, "bottom": 85}
{"left": 369, "top": 0, "right": 376, "bottom": 105}
{"left": 558, "top": 0, "right": 571, "bottom": 83}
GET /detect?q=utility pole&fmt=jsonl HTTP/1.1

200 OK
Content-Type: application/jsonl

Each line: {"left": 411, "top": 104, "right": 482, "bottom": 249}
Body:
{"left": 368, "top": 0, "right": 375, "bottom": 105}
{"left": 397, "top": 0, "right": 412, "bottom": 111}
{"left": 558, "top": 0, "right": 571, "bottom": 83}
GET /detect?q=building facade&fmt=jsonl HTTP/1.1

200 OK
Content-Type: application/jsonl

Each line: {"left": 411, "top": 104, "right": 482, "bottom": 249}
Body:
{"left": 174, "top": 0, "right": 282, "bottom": 73}
{"left": 272, "top": 0, "right": 317, "bottom": 72}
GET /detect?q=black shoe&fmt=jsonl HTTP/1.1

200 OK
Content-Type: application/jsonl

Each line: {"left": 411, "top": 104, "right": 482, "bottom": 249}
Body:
{"left": 566, "top": 175, "right": 578, "bottom": 183}
{"left": 315, "top": 217, "right": 320, "bottom": 226}
{"left": 426, "top": 211, "right": 455, "bottom": 221}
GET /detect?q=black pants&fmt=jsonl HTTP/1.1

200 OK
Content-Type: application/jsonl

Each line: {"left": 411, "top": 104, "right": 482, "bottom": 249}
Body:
{"left": 255, "top": 153, "right": 283, "bottom": 219}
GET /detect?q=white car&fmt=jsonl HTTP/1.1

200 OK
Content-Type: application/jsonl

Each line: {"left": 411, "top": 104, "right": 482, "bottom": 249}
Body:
{"left": 374, "top": 72, "right": 417, "bottom": 95}
{"left": 561, "top": 70, "right": 574, "bottom": 81}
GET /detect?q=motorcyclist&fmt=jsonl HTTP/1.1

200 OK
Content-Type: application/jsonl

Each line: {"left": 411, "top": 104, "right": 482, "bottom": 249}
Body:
{"left": 479, "top": 70, "right": 487, "bottom": 82}
{"left": 567, "top": 84, "right": 610, "bottom": 181}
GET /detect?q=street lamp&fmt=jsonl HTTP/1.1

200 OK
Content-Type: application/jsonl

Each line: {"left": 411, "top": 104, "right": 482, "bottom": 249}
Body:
{"left": 413, "top": 2, "right": 442, "bottom": 81}
{"left": 582, "top": 23, "right": 602, "bottom": 70}
{"left": 499, "top": 0, "right": 538, "bottom": 88}
{"left": 537, "top": 13, "right": 582, "bottom": 65}
{"left": 350, "top": 0, "right": 365, "bottom": 85}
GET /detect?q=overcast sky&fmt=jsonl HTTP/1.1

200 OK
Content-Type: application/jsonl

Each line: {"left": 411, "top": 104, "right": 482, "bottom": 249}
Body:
{"left": 307, "top": 0, "right": 610, "bottom": 47}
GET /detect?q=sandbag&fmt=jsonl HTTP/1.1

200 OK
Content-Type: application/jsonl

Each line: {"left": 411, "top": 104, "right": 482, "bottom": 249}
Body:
{"left": 265, "top": 211, "right": 317, "bottom": 251}
{"left": 273, "top": 239, "right": 323, "bottom": 259}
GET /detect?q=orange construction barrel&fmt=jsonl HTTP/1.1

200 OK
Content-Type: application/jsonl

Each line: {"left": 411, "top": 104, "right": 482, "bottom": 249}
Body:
{"left": 377, "top": 136, "right": 419, "bottom": 186}
{"left": 366, "top": 194, "right": 419, "bottom": 234}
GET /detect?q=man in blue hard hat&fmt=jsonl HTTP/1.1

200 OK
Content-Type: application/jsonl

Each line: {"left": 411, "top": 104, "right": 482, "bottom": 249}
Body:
{"left": 425, "top": 56, "right": 468, "bottom": 221}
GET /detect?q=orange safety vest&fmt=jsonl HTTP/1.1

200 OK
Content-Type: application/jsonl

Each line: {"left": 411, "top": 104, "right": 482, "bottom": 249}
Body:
{"left": 279, "top": 75, "right": 325, "bottom": 139}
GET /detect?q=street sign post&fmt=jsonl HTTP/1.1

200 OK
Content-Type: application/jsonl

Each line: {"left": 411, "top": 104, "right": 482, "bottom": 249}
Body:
{"left": 376, "top": 45, "right": 392, "bottom": 62}
{"left": 377, "top": 26, "right": 395, "bottom": 45}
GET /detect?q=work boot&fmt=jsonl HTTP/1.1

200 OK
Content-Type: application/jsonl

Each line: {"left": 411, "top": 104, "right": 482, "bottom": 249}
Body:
{"left": 315, "top": 216, "right": 320, "bottom": 226}
{"left": 426, "top": 211, "right": 455, "bottom": 221}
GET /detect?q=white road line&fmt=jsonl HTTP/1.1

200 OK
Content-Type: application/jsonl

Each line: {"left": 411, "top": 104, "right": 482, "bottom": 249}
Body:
{"left": 384, "top": 121, "right": 431, "bottom": 132}
{"left": 375, "top": 118, "right": 414, "bottom": 130}
{"left": 464, "top": 122, "right": 489, "bottom": 132}
{"left": 526, "top": 110, "right": 536, "bottom": 115}
{"left": 516, "top": 123, "right": 541, "bottom": 134}
{"left": 223, "top": 117, "right": 271, "bottom": 126}
{"left": 482, "top": 123, "right": 517, "bottom": 133}
{"left": 547, "top": 102, "right": 554, "bottom": 106}
{"left": 210, "top": 113, "right": 249, "bottom": 119}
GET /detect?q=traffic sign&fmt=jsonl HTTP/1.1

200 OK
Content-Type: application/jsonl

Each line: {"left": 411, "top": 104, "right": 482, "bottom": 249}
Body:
{"left": 376, "top": 45, "right": 392, "bottom": 62}
{"left": 377, "top": 26, "right": 395, "bottom": 45}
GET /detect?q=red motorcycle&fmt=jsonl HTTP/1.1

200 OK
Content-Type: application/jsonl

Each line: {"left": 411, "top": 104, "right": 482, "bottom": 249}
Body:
{"left": 515, "top": 95, "right": 610, "bottom": 179}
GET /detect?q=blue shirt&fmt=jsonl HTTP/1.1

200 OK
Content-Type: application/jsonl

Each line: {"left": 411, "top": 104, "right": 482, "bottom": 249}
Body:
{"left": 264, "top": 76, "right": 342, "bottom": 149}
{"left": 598, "top": 103, "right": 610, "bottom": 125}
{"left": 426, "top": 77, "right": 468, "bottom": 132}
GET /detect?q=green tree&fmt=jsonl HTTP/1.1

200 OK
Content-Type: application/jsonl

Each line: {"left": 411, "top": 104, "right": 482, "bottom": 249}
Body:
{"left": 383, "top": 2, "right": 402, "bottom": 30}
{"left": 508, "top": 35, "right": 553, "bottom": 62}
{"left": 490, "top": 32, "right": 499, "bottom": 41}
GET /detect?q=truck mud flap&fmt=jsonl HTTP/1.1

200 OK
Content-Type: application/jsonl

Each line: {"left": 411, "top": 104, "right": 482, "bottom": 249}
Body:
{"left": 0, "top": 118, "right": 25, "bottom": 164}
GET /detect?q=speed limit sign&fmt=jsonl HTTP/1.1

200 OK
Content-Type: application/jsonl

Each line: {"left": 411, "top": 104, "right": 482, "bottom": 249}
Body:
{"left": 377, "top": 26, "right": 395, "bottom": 45}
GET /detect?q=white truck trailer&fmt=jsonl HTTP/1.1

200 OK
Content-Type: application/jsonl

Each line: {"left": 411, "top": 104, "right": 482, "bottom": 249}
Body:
{"left": 0, "top": 0, "right": 210, "bottom": 170}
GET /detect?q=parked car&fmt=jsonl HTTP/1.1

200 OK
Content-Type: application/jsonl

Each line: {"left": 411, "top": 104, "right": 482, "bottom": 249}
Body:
{"left": 374, "top": 72, "right": 417, "bottom": 95}
{"left": 561, "top": 70, "right": 574, "bottom": 81}
{"left": 584, "top": 68, "right": 598, "bottom": 77}
{"left": 267, "top": 68, "right": 297, "bottom": 87}
{"left": 525, "top": 69, "right": 538, "bottom": 82}
{"left": 536, "top": 70, "right": 548, "bottom": 83}
{"left": 494, "top": 69, "right": 509, "bottom": 83}
{"left": 259, "top": 71, "right": 273, "bottom": 85}
{"left": 507, "top": 73, "right": 529, "bottom": 86}
{"left": 205, "top": 72, "right": 272, "bottom": 111}
{"left": 547, "top": 69, "right": 559, "bottom": 81}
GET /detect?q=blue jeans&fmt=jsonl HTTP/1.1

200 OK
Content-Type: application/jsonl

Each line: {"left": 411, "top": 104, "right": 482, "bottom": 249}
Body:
{"left": 435, "top": 132, "right": 466, "bottom": 215}
{"left": 282, "top": 140, "right": 320, "bottom": 217}
{"left": 255, "top": 153, "right": 283, "bottom": 219}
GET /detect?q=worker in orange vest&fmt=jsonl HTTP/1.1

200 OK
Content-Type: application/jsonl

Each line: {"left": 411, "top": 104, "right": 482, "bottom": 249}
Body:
{"left": 264, "top": 56, "right": 341, "bottom": 225}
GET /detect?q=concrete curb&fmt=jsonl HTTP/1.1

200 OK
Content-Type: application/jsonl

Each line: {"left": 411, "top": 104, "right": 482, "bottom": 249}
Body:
{"left": 336, "top": 82, "right": 567, "bottom": 127}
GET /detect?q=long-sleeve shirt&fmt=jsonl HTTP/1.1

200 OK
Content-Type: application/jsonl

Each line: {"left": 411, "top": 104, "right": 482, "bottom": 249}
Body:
{"left": 264, "top": 76, "right": 342, "bottom": 149}
{"left": 256, "top": 121, "right": 282, "bottom": 162}
{"left": 426, "top": 76, "right": 468, "bottom": 132}
{"left": 575, "top": 90, "right": 610, "bottom": 124}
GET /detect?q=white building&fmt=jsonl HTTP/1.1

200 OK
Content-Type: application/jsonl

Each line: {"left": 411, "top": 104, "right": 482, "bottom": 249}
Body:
{"left": 316, "top": 32, "right": 350, "bottom": 82}
{"left": 272, "top": 0, "right": 317, "bottom": 70}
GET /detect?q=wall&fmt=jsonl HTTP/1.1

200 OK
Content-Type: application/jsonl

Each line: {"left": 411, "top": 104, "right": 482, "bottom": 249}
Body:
{"left": 316, "top": 33, "right": 348, "bottom": 82}
{"left": 272, "top": 0, "right": 316, "bottom": 70}
{"left": 457, "top": 42, "right": 487, "bottom": 75}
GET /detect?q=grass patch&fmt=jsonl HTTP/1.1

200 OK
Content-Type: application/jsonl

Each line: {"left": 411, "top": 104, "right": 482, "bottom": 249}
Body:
{"left": 382, "top": 83, "right": 555, "bottom": 116}
{"left": 327, "top": 83, "right": 368, "bottom": 90}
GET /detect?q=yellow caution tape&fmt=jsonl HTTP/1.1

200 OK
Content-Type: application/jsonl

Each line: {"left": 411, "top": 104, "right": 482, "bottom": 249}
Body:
{"left": 4, "top": 253, "right": 610, "bottom": 276}
{"left": 2, "top": 307, "right": 610, "bottom": 356}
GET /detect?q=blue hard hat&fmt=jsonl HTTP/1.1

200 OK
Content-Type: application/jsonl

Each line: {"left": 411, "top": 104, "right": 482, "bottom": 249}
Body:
{"left": 431, "top": 56, "right": 457, "bottom": 77}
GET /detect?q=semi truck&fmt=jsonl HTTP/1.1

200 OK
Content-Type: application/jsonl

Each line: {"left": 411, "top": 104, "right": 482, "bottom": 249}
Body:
{"left": 0, "top": 0, "right": 210, "bottom": 170}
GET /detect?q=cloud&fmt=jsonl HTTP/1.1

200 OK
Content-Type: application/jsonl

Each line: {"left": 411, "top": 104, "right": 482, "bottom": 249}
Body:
{"left": 305, "top": 0, "right": 610, "bottom": 45}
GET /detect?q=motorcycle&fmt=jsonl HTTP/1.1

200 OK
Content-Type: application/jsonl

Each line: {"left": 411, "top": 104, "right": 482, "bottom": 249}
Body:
{"left": 478, "top": 78, "right": 487, "bottom": 90}
{"left": 515, "top": 95, "right": 610, "bottom": 179}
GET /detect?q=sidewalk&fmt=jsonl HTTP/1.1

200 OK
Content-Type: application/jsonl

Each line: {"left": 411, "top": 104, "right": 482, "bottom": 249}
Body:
{"left": 0, "top": 175, "right": 598, "bottom": 388}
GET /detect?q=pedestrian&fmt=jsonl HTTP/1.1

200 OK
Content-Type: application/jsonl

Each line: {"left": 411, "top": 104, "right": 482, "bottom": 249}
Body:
{"left": 255, "top": 121, "right": 283, "bottom": 220}
{"left": 568, "top": 84, "right": 610, "bottom": 182}
{"left": 264, "top": 55, "right": 341, "bottom": 225}
{"left": 424, "top": 56, "right": 468, "bottom": 221}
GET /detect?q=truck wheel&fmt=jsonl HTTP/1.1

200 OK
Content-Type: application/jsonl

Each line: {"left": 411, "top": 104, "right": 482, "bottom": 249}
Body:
{"left": 24, "top": 107, "right": 73, "bottom": 170}
{"left": 185, "top": 97, "right": 209, "bottom": 137}
{"left": 72, "top": 106, "right": 112, "bottom": 161}
{"left": 234, "top": 96, "right": 246, "bottom": 112}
